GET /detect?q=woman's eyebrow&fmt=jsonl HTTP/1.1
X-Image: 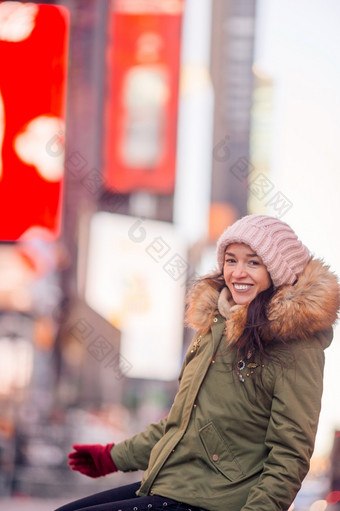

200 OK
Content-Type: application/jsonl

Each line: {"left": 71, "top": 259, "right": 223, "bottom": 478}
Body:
{"left": 225, "top": 251, "right": 259, "bottom": 258}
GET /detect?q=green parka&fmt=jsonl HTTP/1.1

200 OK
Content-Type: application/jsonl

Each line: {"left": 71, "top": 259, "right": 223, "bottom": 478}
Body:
{"left": 111, "top": 258, "right": 339, "bottom": 511}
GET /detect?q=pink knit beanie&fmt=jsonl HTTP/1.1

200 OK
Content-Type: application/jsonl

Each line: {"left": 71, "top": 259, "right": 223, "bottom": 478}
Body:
{"left": 216, "top": 215, "right": 310, "bottom": 287}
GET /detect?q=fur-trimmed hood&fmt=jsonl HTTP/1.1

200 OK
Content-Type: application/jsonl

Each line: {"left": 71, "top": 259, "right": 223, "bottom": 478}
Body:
{"left": 185, "top": 258, "right": 340, "bottom": 347}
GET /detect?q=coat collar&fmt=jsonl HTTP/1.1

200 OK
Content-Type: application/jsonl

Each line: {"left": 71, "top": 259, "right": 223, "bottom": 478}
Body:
{"left": 185, "top": 258, "right": 340, "bottom": 348}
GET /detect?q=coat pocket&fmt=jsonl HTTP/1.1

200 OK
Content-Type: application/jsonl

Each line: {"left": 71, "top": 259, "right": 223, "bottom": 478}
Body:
{"left": 199, "top": 421, "right": 244, "bottom": 481}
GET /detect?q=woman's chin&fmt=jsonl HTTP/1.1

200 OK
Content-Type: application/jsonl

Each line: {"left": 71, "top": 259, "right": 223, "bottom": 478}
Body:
{"left": 231, "top": 292, "right": 254, "bottom": 306}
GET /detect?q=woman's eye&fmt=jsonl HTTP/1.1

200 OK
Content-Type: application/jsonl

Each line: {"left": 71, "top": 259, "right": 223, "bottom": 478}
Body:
{"left": 248, "top": 260, "right": 259, "bottom": 266}
{"left": 225, "top": 258, "right": 236, "bottom": 264}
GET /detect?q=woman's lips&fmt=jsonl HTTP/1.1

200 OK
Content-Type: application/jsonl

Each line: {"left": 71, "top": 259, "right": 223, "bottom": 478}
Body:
{"left": 233, "top": 283, "right": 253, "bottom": 291}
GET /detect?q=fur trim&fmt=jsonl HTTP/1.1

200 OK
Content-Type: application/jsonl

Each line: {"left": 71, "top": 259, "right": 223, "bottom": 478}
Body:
{"left": 186, "top": 258, "right": 340, "bottom": 345}
{"left": 264, "top": 258, "right": 340, "bottom": 341}
{"left": 185, "top": 278, "right": 220, "bottom": 335}
{"left": 217, "top": 287, "right": 234, "bottom": 318}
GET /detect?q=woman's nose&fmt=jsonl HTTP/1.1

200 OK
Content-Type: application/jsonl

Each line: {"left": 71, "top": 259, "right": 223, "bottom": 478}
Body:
{"left": 232, "top": 264, "right": 247, "bottom": 278}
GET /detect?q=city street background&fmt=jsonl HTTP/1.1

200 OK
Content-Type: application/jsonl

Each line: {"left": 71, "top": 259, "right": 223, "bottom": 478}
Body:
{"left": 0, "top": 0, "right": 339, "bottom": 510}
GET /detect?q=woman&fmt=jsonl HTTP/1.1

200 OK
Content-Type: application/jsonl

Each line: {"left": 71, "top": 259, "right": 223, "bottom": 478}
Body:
{"left": 57, "top": 215, "right": 339, "bottom": 511}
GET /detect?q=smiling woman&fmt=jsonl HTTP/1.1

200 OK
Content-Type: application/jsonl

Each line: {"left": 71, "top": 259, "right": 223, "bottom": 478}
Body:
{"left": 56, "top": 214, "right": 340, "bottom": 511}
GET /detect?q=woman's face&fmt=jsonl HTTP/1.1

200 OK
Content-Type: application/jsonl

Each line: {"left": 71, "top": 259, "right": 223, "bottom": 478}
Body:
{"left": 223, "top": 243, "right": 271, "bottom": 305}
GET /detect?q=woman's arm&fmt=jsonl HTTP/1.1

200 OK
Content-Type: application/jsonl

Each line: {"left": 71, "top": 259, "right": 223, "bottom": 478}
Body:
{"left": 111, "top": 418, "right": 168, "bottom": 471}
{"left": 241, "top": 342, "right": 325, "bottom": 511}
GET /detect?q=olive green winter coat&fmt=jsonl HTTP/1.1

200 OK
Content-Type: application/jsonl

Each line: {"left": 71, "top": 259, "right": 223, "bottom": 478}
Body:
{"left": 111, "top": 258, "right": 339, "bottom": 511}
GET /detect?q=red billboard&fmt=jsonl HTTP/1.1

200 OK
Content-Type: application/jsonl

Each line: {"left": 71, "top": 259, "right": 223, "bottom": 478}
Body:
{"left": 104, "top": 0, "right": 183, "bottom": 194}
{"left": 0, "top": 2, "right": 69, "bottom": 241}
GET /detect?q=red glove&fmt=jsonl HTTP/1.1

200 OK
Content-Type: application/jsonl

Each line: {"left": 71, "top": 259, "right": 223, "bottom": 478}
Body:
{"left": 68, "top": 443, "right": 118, "bottom": 478}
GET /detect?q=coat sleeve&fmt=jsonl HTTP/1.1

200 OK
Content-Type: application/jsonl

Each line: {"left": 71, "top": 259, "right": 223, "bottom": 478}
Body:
{"left": 241, "top": 343, "right": 325, "bottom": 511}
{"left": 110, "top": 418, "right": 168, "bottom": 471}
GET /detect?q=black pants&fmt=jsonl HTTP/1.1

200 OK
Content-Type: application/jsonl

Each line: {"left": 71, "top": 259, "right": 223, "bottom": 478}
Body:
{"left": 55, "top": 481, "right": 205, "bottom": 511}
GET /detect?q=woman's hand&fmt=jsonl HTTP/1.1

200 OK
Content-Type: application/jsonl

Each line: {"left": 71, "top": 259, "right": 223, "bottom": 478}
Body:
{"left": 68, "top": 443, "right": 118, "bottom": 478}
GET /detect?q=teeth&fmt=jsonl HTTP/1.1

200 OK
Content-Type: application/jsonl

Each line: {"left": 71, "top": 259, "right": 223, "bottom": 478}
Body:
{"left": 234, "top": 284, "right": 251, "bottom": 290}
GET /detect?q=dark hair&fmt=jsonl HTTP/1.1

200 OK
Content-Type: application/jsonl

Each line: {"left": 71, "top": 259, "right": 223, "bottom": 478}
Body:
{"left": 233, "top": 284, "right": 277, "bottom": 362}
{"left": 232, "top": 284, "right": 293, "bottom": 384}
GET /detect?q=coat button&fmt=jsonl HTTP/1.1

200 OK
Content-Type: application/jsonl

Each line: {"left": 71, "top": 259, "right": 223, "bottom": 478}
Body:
{"left": 193, "top": 403, "right": 197, "bottom": 408}
{"left": 212, "top": 454, "right": 219, "bottom": 462}
{"left": 213, "top": 317, "right": 218, "bottom": 322}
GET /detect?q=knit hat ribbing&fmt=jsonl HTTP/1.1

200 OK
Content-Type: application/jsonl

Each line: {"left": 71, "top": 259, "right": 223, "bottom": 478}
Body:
{"left": 216, "top": 215, "right": 311, "bottom": 287}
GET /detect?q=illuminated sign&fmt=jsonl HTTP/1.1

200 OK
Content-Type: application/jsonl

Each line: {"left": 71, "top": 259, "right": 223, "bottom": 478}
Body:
{"left": 0, "top": 2, "right": 69, "bottom": 241}
{"left": 104, "top": 0, "right": 183, "bottom": 194}
{"left": 85, "top": 212, "right": 187, "bottom": 380}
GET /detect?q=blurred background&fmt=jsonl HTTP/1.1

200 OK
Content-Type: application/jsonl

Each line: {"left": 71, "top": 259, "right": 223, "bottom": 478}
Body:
{"left": 0, "top": 0, "right": 339, "bottom": 510}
